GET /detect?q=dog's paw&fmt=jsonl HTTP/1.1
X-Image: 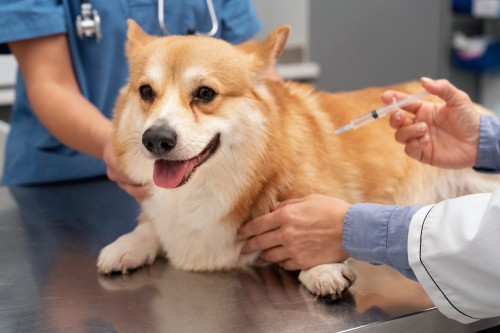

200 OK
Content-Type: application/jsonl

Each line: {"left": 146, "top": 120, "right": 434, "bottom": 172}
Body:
{"left": 97, "top": 229, "right": 160, "bottom": 275}
{"left": 298, "top": 263, "right": 356, "bottom": 299}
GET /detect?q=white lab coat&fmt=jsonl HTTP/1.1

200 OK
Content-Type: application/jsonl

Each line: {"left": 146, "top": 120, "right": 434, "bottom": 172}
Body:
{"left": 408, "top": 187, "right": 500, "bottom": 324}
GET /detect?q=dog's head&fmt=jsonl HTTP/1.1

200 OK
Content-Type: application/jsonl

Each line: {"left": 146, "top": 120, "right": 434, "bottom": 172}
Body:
{"left": 114, "top": 20, "right": 290, "bottom": 189}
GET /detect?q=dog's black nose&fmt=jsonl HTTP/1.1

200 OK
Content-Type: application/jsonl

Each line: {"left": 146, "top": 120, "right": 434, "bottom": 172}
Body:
{"left": 142, "top": 126, "right": 177, "bottom": 155}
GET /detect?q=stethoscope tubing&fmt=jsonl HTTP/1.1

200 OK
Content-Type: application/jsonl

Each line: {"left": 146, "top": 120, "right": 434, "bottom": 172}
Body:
{"left": 77, "top": 0, "right": 219, "bottom": 42}
{"left": 158, "top": 0, "right": 218, "bottom": 36}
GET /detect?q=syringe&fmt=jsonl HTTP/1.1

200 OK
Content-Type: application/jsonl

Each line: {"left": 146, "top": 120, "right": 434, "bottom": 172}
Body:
{"left": 334, "top": 91, "right": 430, "bottom": 134}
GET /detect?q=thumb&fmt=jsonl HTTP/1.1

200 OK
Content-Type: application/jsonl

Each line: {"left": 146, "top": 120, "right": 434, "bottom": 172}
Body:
{"left": 420, "top": 77, "right": 470, "bottom": 107}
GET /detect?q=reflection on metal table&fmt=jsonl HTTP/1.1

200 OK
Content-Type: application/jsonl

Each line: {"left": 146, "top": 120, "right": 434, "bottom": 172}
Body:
{"left": 1, "top": 178, "right": 499, "bottom": 332}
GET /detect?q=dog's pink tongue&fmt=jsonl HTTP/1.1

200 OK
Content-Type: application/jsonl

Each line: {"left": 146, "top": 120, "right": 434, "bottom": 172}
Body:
{"left": 153, "top": 160, "right": 189, "bottom": 188}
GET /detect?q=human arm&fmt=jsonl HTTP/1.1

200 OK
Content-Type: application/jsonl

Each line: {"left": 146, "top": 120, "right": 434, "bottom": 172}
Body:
{"left": 238, "top": 194, "right": 420, "bottom": 277}
{"left": 348, "top": 187, "right": 500, "bottom": 323}
{"left": 339, "top": 108, "right": 500, "bottom": 279}
{"left": 9, "top": 34, "right": 110, "bottom": 159}
{"left": 9, "top": 35, "right": 148, "bottom": 201}
{"left": 239, "top": 190, "right": 500, "bottom": 324}
{"left": 239, "top": 78, "right": 498, "bottom": 268}
{"left": 239, "top": 102, "right": 499, "bottom": 275}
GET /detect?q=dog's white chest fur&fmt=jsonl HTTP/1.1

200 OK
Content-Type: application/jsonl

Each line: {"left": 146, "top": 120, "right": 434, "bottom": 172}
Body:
{"left": 143, "top": 181, "right": 256, "bottom": 271}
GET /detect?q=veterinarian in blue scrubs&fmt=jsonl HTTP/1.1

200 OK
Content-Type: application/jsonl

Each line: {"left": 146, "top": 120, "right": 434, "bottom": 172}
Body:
{"left": 239, "top": 77, "right": 500, "bottom": 324}
{"left": 0, "top": 0, "right": 261, "bottom": 199}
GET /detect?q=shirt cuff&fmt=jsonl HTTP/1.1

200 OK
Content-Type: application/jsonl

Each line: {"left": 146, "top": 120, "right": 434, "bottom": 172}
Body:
{"left": 473, "top": 114, "right": 500, "bottom": 173}
{"left": 343, "top": 203, "right": 421, "bottom": 280}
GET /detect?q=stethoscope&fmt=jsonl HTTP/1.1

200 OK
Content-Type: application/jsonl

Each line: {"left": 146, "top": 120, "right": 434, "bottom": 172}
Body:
{"left": 76, "top": 0, "right": 219, "bottom": 43}
{"left": 75, "top": 0, "right": 101, "bottom": 42}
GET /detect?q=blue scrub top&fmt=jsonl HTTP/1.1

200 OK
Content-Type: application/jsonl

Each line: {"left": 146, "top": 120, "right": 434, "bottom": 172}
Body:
{"left": 0, "top": 0, "right": 261, "bottom": 186}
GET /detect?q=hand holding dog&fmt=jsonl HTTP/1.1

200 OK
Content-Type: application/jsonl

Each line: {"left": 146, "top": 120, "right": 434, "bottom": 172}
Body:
{"left": 238, "top": 194, "right": 351, "bottom": 271}
{"left": 383, "top": 77, "right": 480, "bottom": 169}
{"left": 103, "top": 135, "right": 150, "bottom": 203}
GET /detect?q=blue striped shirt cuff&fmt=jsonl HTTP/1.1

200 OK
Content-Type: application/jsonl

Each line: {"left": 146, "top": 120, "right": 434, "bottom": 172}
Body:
{"left": 473, "top": 114, "right": 500, "bottom": 173}
{"left": 343, "top": 203, "right": 421, "bottom": 280}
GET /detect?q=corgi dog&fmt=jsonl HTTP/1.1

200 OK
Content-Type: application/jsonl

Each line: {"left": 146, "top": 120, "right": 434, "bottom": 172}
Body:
{"left": 97, "top": 20, "right": 498, "bottom": 297}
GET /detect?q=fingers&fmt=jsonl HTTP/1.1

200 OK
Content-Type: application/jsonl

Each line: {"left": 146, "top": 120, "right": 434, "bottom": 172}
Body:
{"left": 382, "top": 90, "right": 408, "bottom": 105}
{"left": 238, "top": 211, "right": 282, "bottom": 240}
{"left": 389, "top": 109, "right": 413, "bottom": 129}
{"left": 103, "top": 135, "right": 150, "bottom": 203}
{"left": 404, "top": 137, "right": 430, "bottom": 163}
{"left": 279, "top": 259, "right": 300, "bottom": 271}
{"left": 393, "top": 120, "right": 430, "bottom": 163}
{"left": 382, "top": 90, "right": 425, "bottom": 114}
{"left": 118, "top": 182, "right": 150, "bottom": 203}
{"left": 420, "top": 77, "right": 470, "bottom": 107}
{"left": 242, "top": 229, "right": 281, "bottom": 253}
{"left": 106, "top": 160, "right": 149, "bottom": 203}
{"left": 389, "top": 110, "right": 431, "bottom": 164}
{"left": 394, "top": 122, "right": 428, "bottom": 144}
{"left": 260, "top": 246, "right": 289, "bottom": 263}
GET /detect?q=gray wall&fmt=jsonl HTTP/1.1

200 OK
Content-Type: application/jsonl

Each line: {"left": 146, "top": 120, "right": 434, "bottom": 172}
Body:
{"left": 309, "top": 0, "right": 446, "bottom": 93}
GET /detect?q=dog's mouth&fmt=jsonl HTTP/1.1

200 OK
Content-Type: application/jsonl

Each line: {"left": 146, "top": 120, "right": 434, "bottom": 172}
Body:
{"left": 153, "top": 134, "right": 220, "bottom": 188}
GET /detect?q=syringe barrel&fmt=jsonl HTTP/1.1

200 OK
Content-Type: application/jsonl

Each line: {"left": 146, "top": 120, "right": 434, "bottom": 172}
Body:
{"left": 351, "top": 112, "right": 376, "bottom": 129}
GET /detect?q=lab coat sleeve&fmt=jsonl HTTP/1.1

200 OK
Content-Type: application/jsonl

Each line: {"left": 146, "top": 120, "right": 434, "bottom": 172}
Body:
{"left": 408, "top": 188, "right": 500, "bottom": 324}
{"left": 0, "top": 0, "right": 66, "bottom": 53}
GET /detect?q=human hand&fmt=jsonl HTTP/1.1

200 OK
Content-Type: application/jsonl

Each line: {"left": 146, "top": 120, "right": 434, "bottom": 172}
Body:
{"left": 238, "top": 194, "right": 351, "bottom": 271}
{"left": 382, "top": 77, "right": 480, "bottom": 169}
{"left": 103, "top": 135, "right": 150, "bottom": 203}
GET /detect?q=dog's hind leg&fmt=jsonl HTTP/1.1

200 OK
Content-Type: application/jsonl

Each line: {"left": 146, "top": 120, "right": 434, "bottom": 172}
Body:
{"left": 298, "top": 263, "right": 356, "bottom": 299}
{"left": 97, "top": 213, "right": 161, "bottom": 275}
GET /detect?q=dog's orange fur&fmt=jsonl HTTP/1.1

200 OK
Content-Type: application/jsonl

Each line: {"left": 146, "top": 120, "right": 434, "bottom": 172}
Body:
{"left": 99, "top": 21, "right": 498, "bottom": 296}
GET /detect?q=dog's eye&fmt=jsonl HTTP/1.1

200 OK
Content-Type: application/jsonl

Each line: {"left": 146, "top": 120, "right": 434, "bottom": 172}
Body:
{"left": 195, "top": 86, "right": 216, "bottom": 102}
{"left": 139, "top": 85, "right": 155, "bottom": 101}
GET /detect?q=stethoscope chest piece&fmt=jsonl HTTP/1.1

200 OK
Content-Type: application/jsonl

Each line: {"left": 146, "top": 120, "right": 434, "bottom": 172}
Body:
{"left": 76, "top": 1, "right": 102, "bottom": 42}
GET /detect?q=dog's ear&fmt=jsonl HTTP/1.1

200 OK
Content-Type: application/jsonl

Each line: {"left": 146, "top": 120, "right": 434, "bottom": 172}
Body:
{"left": 240, "top": 25, "right": 290, "bottom": 76}
{"left": 126, "top": 19, "right": 157, "bottom": 58}
{"left": 259, "top": 25, "right": 290, "bottom": 63}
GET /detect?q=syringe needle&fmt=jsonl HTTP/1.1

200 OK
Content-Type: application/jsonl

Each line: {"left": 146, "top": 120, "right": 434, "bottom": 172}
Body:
{"left": 334, "top": 124, "right": 352, "bottom": 135}
{"left": 334, "top": 91, "right": 429, "bottom": 135}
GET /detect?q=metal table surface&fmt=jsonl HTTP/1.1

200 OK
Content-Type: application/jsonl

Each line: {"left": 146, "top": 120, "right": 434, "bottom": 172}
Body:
{"left": 1, "top": 178, "right": 499, "bottom": 333}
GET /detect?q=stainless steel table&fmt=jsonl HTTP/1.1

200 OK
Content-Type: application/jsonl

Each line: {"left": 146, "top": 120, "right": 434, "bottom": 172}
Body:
{"left": 1, "top": 178, "right": 499, "bottom": 332}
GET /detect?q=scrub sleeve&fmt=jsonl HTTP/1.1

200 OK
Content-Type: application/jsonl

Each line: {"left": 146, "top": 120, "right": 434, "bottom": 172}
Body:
{"left": 0, "top": 1, "right": 67, "bottom": 49}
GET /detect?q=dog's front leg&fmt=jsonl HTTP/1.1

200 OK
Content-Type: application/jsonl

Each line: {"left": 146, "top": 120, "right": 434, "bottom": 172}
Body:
{"left": 97, "top": 213, "right": 161, "bottom": 275}
{"left": 298, "top": 263, "right": 356, "bottom": 299}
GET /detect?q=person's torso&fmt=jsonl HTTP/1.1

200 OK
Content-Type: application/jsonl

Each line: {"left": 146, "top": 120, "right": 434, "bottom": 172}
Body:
{"left": 4, "top": 0, "right": 242, "bottom": 185}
